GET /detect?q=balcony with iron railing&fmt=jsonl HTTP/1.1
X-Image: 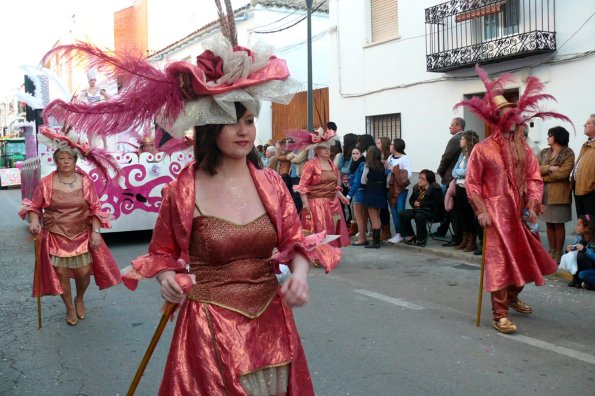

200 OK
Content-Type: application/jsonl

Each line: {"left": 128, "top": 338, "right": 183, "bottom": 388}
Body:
{"left": 425, "top": 0, "right": 556, "bottom": 72}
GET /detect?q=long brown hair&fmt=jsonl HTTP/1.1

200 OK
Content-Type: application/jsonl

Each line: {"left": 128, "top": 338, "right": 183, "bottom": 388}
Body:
{"left": 193, "top": 102, "right": 263, "bottom": 175}
{"left": 365, "top": 146, "right": 384, "bottom": 172}
{"left": 378, "top": 136, "right": 391, "bottom": 160}
{"left": 461, "top": 130, "right": 479, "bottom": 157}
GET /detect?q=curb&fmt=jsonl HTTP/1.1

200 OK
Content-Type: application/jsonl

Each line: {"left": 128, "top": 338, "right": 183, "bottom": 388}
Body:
{"left": 374, "top": 239, "right": 572, "bottom": 283}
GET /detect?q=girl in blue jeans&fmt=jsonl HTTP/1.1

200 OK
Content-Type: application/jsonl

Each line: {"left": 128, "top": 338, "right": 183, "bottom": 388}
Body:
{"left": 386, "top": 138, "right": 411, "bottom": 244}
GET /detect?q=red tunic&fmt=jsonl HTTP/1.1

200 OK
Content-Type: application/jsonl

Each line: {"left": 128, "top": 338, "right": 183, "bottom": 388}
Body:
{"left": 466, "top": 134, "right": 557, "bottom": 292}
{"left": 19, "top": 170, "right": 121, "bottom": 296}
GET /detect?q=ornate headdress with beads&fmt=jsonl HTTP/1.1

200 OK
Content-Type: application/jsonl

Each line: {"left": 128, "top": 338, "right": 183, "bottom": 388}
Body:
{"left": 41, "top": 35, "right": 301, "bottom": 140}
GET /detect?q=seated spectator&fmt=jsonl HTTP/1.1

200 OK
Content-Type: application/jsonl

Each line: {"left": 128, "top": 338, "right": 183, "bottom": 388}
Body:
{"left": 400, "top": 169, "right": 443, "bottom": 247}
{"left": 567, "top": 214, "right": 595, "bottom": 288}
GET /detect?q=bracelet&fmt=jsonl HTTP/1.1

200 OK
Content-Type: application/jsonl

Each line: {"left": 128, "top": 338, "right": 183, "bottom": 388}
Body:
{"left": 92, "top": 228, "right": 101, "bottom": 233}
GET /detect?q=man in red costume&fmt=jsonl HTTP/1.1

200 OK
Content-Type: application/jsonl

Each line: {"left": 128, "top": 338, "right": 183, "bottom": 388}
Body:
{"left": 461, "top": 67, "right": 569, "bottom": 334}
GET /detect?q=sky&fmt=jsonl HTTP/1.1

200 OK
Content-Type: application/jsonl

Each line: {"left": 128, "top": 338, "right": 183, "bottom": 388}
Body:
{"left": 0, "top": 0, "right": 248, "bottom": 98}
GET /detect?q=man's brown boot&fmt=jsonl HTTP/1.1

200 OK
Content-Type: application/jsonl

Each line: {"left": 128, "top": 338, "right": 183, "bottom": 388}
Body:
{"left": 463, "top": 233, "right": 477, "bottom": 252}
{"left": 454, "top": 232, "right": 469, "bottom": 250}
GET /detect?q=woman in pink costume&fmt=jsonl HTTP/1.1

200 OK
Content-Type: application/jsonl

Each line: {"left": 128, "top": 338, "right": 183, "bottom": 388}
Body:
{"left": 43, "top": 35, "right": 339, "bottom": 395}
{"left": 459, "top": 66, "right": 571, "bottom": 334}
{"left": 19, "top": 128, "right": 121, "bottom": 326}
{"left": 294, "top": 128, "right": 350, "bottom": 251}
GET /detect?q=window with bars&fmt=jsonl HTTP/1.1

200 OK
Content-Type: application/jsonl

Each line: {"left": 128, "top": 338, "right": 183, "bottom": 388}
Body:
{"left": 366, "top": 113, "right": 401, "bottom": 141}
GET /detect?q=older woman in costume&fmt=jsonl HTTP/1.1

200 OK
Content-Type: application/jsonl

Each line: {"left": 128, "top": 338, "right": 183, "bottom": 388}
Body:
{"left": 19, "top": 128, "right": 121, "bottom": 326}
{"left": 460, "top": 66, "right": 570, "bottom": 334}
{"left": 294, "top": 128, "right": 351, "bottom": 251}
{"left": 43, "top": 35, "right": 338, "bottom": 395}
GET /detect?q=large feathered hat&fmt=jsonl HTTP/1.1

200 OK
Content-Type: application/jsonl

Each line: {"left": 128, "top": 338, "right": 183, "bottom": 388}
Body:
{"left": 41, "top": 35, "right": 302, "bottom": 139}
{"left": 454, "top": 65, "right": 572, "bottom": 135}
{"left": 284, "top": 127, "right": 339, "bottom": 151}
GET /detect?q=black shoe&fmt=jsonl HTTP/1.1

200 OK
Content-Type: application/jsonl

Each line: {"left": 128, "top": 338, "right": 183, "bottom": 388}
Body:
{"left": 404, "top": 237, "right": 416, "bottom": 245}
{"left": 365, "top": 229, "right": 381, "bottom": 249}
{"left": 581, "top": 282, "right": 594, "bottom": 291}
{"left": 415, "top": 239, "right": 427, "bottom": 247}
{"left": 473, "top": 248, "right": 482, "bottom": 256}
{"left": 568, "top": 279, "right": 579, "bottom": 287}
{"left": 442, "top": 239, "right": 459, "bottom": 247}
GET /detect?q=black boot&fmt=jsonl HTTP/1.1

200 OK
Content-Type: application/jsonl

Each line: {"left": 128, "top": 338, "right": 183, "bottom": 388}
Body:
{"left": 365, "top": 229, "right": 381, "bottom": 249}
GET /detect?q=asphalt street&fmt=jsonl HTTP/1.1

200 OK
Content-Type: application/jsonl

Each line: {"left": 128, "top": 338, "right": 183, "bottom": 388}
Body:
{"left": 1, "top": 188, "right": 593, "bottom": 395}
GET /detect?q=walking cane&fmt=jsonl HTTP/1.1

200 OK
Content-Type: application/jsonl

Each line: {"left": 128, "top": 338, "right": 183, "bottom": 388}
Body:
{"left": 475, "top": 228, "right": 487, "bottom": 327}
{"left": 34, "top": 237, "right": 42, "bottom": 329}
{"left": 127, "top": 302, "right": 176, "bottom": 396}
{"left": 127, "top": 274, "right": 193, "bottom": 396}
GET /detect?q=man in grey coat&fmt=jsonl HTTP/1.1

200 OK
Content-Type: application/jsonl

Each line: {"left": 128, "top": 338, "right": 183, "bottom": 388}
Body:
{"left": 434, "top": 117, "right": 465, "bottom": 245}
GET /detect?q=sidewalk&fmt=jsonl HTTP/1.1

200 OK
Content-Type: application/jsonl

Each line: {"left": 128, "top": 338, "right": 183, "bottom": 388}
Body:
{"left": 374, "top": 231, "right": 573, "bottom": 282}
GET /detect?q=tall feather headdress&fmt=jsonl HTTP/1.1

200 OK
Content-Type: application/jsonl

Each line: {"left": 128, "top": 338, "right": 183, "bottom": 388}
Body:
{"left": 42, "top": 35, "right": 302, "bottom": 139}
{"left": 454, "top": 65, "right": 572, "bottom": 134}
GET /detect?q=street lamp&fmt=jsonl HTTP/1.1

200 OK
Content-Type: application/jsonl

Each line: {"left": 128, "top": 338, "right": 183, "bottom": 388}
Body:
{"left": 306, "top": 0, "right": 314, "bottom": 132}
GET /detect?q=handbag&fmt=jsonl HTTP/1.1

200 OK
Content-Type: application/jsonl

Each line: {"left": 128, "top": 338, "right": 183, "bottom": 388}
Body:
{"left": 301, "top": 209, "right": 314, "bottom": 236}
{"left": 444, "top": 179, "right": 456, "bottom": 211}
{"left": 388, "top": 165, "right": 410, "bottom": 206}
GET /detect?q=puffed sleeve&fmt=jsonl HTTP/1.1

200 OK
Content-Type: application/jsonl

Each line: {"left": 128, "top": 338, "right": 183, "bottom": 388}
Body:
{"left": 295, "top": 161, "right": 315, "bottom": 194}
{"left": 83, "top": 174, "right": 111, "bottom": 228}
{"left": 19, "top": 177, "right": 47, "bottom": 220}
{"left": 122, "top": 184, "right": 186, "bottom": 290}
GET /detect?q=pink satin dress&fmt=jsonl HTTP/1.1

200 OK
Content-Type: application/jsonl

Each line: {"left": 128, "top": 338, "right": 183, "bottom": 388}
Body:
{"left": 297, "top": 159, "right": 350, "bottom": 248}
{"left": 45, "top": 188, "right": 92, "bottom": 267}
{"left": 159, "top": 212, "right": 314, "bottom": 395}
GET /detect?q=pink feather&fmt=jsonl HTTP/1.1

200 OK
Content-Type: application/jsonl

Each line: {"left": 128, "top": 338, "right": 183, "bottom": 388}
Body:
{"left": 283, "top": 129, "right": 313, "bottom": 151}
{"left": 159, "top": 137, "right": 193, "bottom": 155}
{"left": 42, "top": 43, "right": 184, "bottom": 138}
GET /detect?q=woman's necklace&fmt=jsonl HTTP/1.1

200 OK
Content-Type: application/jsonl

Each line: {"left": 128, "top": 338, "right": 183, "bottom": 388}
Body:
{"left": 58, "top": 174, "right": 77, "bottom": 189}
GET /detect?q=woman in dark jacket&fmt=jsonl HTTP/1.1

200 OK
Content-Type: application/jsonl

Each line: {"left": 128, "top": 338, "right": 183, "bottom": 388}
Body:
{"left": 400, "top": 169, "right": 443, "bottom": 247}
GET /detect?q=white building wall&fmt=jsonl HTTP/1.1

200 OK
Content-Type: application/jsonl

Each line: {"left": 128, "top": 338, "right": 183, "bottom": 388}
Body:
{"left": 147, "top": 5, "right": 331, "bottom": 144}
{"left": 329, "top": 0, "right": 595, "bottom": 175}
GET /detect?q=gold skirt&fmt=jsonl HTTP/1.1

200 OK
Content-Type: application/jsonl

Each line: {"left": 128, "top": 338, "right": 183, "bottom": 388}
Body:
{"left": 50, "top": 252, "right": 92, "bottom": 269}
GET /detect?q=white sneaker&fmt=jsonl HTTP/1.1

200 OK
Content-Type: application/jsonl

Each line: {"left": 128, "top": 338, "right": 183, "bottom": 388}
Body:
{"left": 388, "top": 233, "right": 403, "bottom": 244}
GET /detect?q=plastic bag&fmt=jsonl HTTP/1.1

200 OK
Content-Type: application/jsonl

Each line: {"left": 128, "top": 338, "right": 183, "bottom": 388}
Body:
{"left": 558, "top": 250, "right": 578, "bottom": 274}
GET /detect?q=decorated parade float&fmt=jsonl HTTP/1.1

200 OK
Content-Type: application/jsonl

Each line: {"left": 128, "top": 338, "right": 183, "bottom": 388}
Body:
{"left": 17, "top": 66, "right": 193, "bottom": 232}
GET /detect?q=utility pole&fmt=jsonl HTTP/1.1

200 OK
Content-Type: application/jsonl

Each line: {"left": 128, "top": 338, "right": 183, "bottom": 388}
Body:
{"left": 306, "top": 0, "right": 314, "bottom": 132}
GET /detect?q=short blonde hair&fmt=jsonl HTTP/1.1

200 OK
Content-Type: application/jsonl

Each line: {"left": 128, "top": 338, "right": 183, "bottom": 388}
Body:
{"left": 52, "top": 148, "right": 79, "bottom": 163}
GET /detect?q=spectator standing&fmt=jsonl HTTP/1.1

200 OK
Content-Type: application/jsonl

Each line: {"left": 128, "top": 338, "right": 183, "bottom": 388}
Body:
{"left": 376, "top": 137, "right": 392, "bottom": 240}
{"left": 346, "top": 147, "right": 365, "bottom": 239}
{"left": 451, "top": 130, "right": 480, "bottom": 252}
{"left": 571, "top": 114, "right": 595, "bottom": 218}
{"left": 340, "top": 133, "right": 358, "bottom": 228}
{"left": 386, "top": 138, "right": 411, "bottom": 244}
{"left": 538, "top": 126, "right": 575, "bottom": 263}
{"left": 361, "top": 146, "right": 388, "bottom": 249}
{"left": 436, "top": 117, "right": 465, "bottom": 246}
{"left": 262, "top": 145, "right": 276, "bottom": 167}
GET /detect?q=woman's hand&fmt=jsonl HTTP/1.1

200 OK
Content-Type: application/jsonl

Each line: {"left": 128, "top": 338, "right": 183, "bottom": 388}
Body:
{"left": 526, "top": 208, "right": 537, "bottom": 223}
{"left": 337, "top": 192, "right": 349, "bottom": 205}
{"left": 548, "top": 165, "right": 560, "bottom": 173}
{"left": 576, "top": 243, "right": 584, "bottom": 252}
{"left": 566, "top": 244, "right": 574, "bottom": 253}
{"left": 281, "top": 254, "right": 309, "bottom": 307}
{"left": 28, "top": 221, "right": 42, "bottom": 235}
{"left": 478, "top": 212, "right": 492, "bottom": 228}
{"left": 89, "top": 231, "right": 102, "bottom": 249}
{"left": 157, "top": 271, "right": 189, "bottom": 304}
{"left": 413, "top": 200, "right": 420, "bottom": 208}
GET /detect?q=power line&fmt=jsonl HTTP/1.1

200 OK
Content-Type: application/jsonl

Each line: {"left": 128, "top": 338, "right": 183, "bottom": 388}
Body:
{"left": 253, "top": 1, "right": 326, "bottom": 34}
